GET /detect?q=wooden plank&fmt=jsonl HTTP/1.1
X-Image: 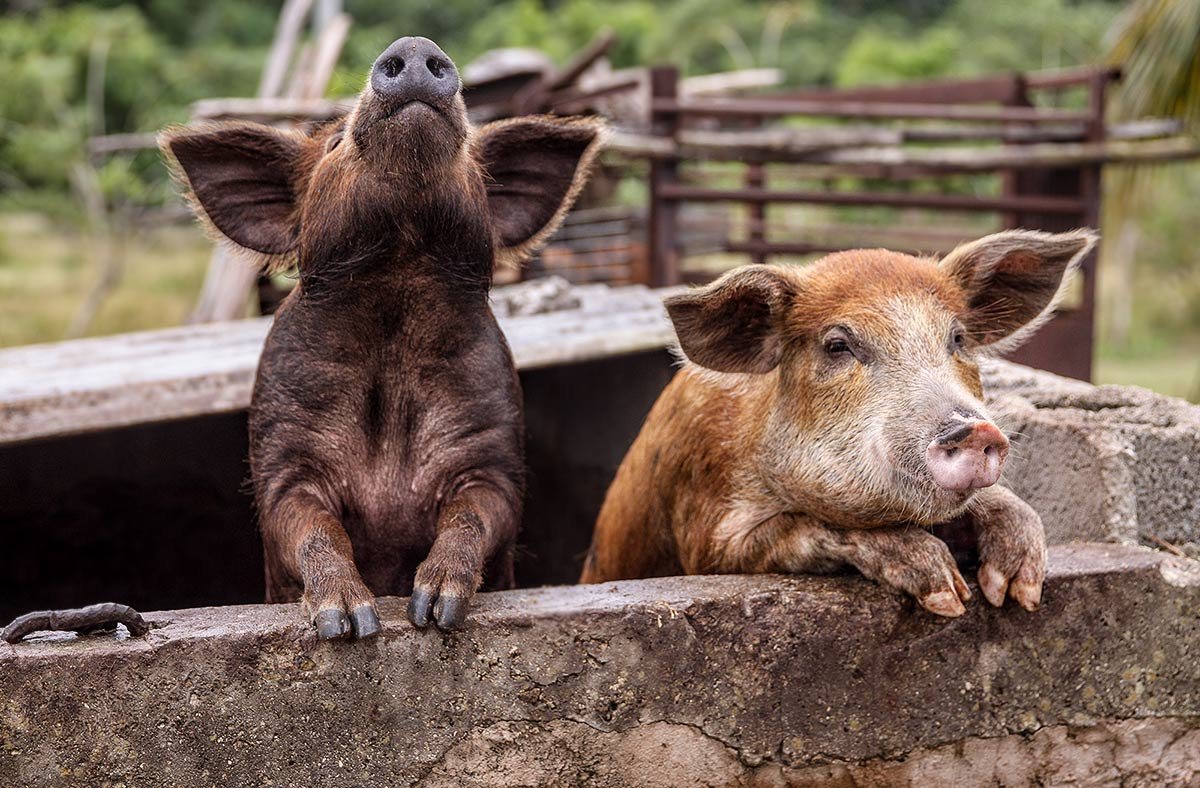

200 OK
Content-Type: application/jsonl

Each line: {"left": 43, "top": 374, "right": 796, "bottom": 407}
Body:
{"left": 660, "top": 184, "right": 1086, "bottom": 214}
{"left": 647, "top": 67, "right": 682, "bottom": 286}
{"left": 725, "top": 239, "right": 957, "bottom": 258}
{"left": 768, "top": 73, "right": 1024, "bottom": 106}
{"left": 189, "top": 97, "right": 353, "bottom": 122}
{"left": 653, "top": 97, "right": 1092, "bottom": 124}
{"left": 680, "top": 69, "right": 783, "bottom": 98}
{"left": 609, "top": 133, "right": 1200, "bottom": 171}
{"left": 0, "top": 286, "right": 681, "bottom": 447}
{"left": 259, "top": 0, "right": 316, "bottom": 99}
{"left": 1024, "top": 65, "right": 1121, "bottom": 91}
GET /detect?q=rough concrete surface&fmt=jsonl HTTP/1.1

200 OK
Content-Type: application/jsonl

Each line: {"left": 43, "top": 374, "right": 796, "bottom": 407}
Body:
{"left": 984, "top": 359, "right": 1200, "bottom": 549}
{"left": 2, "top": 543, "right": 1198, "bottom": 787}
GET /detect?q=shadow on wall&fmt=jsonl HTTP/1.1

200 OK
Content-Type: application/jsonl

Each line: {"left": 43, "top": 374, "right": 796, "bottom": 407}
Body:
{"left": 0, "top": 350, "right": 676, "bottom": 621}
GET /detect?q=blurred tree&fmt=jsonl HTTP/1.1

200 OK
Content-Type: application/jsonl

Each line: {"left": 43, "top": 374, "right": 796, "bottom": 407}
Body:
{"left": 1102, "top": 0, "right": 1200, "bottom": 347}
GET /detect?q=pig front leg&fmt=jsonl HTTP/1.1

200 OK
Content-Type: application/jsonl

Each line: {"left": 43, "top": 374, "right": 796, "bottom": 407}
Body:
{"left": 966, "top": 485, "right": 1046, "bottom": 611}
{"left": 264, "top": 491, "right": 381, "bottom": 640}
{"left": 407, "top": 483, "right": 519, "bottom": 631}
{"left": 823, "top": 526, "right": 974, "bottom": 617}
{"left": 760, "top": 516, "right": 972, "bottom": 617}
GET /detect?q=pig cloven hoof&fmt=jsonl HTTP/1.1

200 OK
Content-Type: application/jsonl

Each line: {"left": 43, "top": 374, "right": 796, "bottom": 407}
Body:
{"left": 350, "top": 604, "right": 381, "bottom": 639}
{"left": 408, "top": 587, "right": 469, "bottom": 631}
{"left": 314, "top": 608, "right": 352, "bottom": 640}
{"left": 920, "top": 589, "right": 966, "bottom": 618}
{"left": 978, "top": 563, "right": 1011, "bottom": 608}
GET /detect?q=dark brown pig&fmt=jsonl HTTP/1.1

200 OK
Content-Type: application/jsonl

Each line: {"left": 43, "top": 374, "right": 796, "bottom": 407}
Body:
{"left": 160, "top": 37, "right": 603, "bottom": 638}
{"left": 582, "top": 230, "right": 1096, "bottom": 617}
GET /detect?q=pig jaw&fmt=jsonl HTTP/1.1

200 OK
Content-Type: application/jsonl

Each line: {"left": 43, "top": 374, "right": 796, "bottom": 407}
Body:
{"left": 758, "top": 385, "right": 1007, "bottom": 529}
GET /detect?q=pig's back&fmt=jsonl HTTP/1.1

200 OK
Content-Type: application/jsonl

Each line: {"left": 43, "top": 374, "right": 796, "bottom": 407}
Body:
{"left": 584, "top": 367, "right": 753, "bottom": 581}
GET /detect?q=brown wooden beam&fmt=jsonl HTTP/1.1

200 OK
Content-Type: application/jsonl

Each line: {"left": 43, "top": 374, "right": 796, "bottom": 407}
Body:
{"left": 653, "top": 97, "right": 1092, "bottom": 124}
{"left": 660, "top": 184, "right": 1087, "bottom": 214}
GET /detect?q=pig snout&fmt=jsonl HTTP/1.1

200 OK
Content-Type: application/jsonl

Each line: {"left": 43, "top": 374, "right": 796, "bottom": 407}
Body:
{"left": 371, "top": 36, "right": 460, "bottom": 105}
{"left": 924, "top": 420, "right": 1009, "bottom": 491}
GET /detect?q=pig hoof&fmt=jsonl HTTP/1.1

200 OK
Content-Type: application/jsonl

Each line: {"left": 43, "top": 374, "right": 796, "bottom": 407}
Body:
{"left": 1009, "top": 577, "right": 1042, "bottom": 612}
{"left": 314, "top": 608, "right": 352, "bottom": 640}
{"left": 921, "top": 590, "right": 966, "bottom": 618}
{"left": 350, "top": 604, "right": 382, "bottom": 639}
{"left": 407, "top": 588, "right": 434, "bottom": 629}
{"left": 408, "top": 587, "right": 468, "bottom": 631}
{"left": 432, "top": 595, "right": 467, "bottom": 631}
{"left": 978, "top": 563, "right": 1010, "bottom": 608}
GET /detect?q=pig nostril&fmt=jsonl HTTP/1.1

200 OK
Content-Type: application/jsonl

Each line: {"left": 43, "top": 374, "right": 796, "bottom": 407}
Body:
{"left": 426, "top": 57, "right": 445, "bottom": 78}
{"left": 380, "top": 57, "right": 404, "bottom": 79}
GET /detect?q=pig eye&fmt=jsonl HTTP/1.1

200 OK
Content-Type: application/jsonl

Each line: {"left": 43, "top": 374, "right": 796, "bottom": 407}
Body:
{"left": 325, "top": 131, "right": 344, "bottom": 153}
{"left": 951, "top": 330, "right": 967, "bottom": 352}
{"left": 823, "top": 336, "right": 853, "bottom": 358}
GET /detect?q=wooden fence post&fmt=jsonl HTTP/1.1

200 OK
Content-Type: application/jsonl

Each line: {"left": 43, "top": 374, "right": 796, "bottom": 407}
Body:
{"left": 647, "top": 66, "right": 680, "bottom": 286}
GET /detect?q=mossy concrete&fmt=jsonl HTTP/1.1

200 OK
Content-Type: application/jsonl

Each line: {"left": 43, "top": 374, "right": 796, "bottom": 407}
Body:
{"left": 985, "top": 360, "right": 1200, "bottom": 550}
{"left": 2, "top": 543, "right": 1198, "bottom": 787}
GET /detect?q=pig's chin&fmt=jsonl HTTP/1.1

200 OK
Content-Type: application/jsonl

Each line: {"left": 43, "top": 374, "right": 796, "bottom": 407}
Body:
{"left": 353, "top": 103, "right": 467, "bottom": 170}
{"left": 900, "top": 476, "right": 978, "bottom": 524}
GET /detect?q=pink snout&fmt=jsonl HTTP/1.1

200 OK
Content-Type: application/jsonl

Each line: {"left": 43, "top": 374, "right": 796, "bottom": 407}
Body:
{"left": 925, "top": 421, "right": 1009, "bottom": 491}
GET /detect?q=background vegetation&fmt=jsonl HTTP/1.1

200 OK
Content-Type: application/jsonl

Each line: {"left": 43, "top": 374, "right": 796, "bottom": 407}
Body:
{"left": 0, "top": 0, "right": 1197, "bottom": 398}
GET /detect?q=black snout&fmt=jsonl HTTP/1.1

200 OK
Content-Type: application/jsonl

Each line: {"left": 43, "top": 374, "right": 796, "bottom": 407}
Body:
{"left": 370, "top": 37, "right": 460, "bottom": 105}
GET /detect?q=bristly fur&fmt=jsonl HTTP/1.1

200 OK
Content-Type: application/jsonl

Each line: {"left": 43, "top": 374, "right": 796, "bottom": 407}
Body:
{"left": 937, "top": 227, "right": 1098, "bottom": 356}
{"left": 158, "top": 122, "right": 301, "bottom": 276}
{"left": 159, "top": 37, "right": 608, "bottom": 637}
{"left": 477, "top": 115, "right": 608, "bottom": 269}
{"left": 584, "top": 231, "right": 1087, "bottom": 617}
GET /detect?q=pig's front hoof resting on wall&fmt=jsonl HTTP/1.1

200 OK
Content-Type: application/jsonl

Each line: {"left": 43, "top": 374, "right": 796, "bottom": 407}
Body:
{"left": 970, "top": 486, "right": 1048, "bottom": 612}
{"left": 305, "top": 571, "right": 381, "bottom": 641}
{"left": 841, "top": 527, "right": 973, "bottom": 618}
{"left": 977, "top": 528, "right": 1046, "bottom": 613}
{"left": 407, "top": 545, "right": 479, "bottom": 631}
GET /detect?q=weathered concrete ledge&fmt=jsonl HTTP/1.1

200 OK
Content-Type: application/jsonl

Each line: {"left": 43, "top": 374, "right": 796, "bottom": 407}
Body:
{"left": 984, "top": 360, "right": 1200, "bottom": 550}
{"left": 2, "top": 542, "right": 1198, "bottom": 786}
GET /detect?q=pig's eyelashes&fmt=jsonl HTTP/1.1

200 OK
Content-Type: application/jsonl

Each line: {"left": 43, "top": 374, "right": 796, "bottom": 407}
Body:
{"left": 325, "top": 131, "right": 344, "bottom": 153}
{"left": 823, "top": 337, "right": 854, "bottom": 358}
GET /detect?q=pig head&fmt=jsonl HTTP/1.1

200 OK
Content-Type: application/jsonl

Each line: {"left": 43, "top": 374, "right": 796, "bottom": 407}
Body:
{"left": 584, "top": 230, "right": 1096, "bottom": 617}
{"left": 161, "top": 37, "right": 604, "bottom": 638}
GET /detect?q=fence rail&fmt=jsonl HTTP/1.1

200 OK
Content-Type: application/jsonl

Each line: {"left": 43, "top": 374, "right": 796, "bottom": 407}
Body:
{"left": 633, "top": 64, "right": 1126, "bottom": 380}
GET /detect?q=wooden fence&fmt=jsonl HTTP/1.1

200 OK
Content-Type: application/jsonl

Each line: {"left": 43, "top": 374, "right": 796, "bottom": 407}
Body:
{"left": 630, "top": 65, "right": 1120, "bottom": 380}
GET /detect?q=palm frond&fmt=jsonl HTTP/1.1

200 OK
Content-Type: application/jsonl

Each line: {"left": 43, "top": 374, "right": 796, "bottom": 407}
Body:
{"left": 1108, "top": 0, "right": 1200, "bottom": 132}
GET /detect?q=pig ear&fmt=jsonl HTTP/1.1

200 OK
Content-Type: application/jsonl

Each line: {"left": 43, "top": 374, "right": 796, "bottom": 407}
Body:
{"left": 665, "top": 266, "right": 795, "bottom": 374}
{"left": 939, "top": 228, "right": 1097, "bottom": 351}
{"left": 159, "top": 122, "right": 305, "bottom": 258}
{"left": 475, "top": 116, "right": 606, "bottom": 266}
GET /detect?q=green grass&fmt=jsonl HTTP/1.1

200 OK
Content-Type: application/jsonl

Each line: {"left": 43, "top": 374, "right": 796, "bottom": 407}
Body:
{"left": 1096, "top": 342, "right": 1200, "bottom": 402}
{"left": 2, "top": 210, "right": 1198, "bottom": 403}
{"left": 0, "top": 212, "right": 211, "bottom": 347}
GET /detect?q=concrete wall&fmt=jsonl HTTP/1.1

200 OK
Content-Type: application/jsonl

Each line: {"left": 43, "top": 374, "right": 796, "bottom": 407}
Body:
{"left": 0, "top": 350, "right": 676, "bottom": 620}
{"left": 2, "top": 543, "right": 1198, "bottom": 787}
{"left": 2, "top": 357, "right": 1199, "bottom": 785}
{"left": 984, "top": 360, "right": 1200, "bottom": 550}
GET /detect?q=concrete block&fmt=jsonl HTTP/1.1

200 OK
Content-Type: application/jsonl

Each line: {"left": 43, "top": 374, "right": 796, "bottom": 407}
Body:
{"left": 2, "top": 543, "right": 1198, "bottom": 787}
{"left": 984, "top": 360, "right": 1200, "bottom": 548}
